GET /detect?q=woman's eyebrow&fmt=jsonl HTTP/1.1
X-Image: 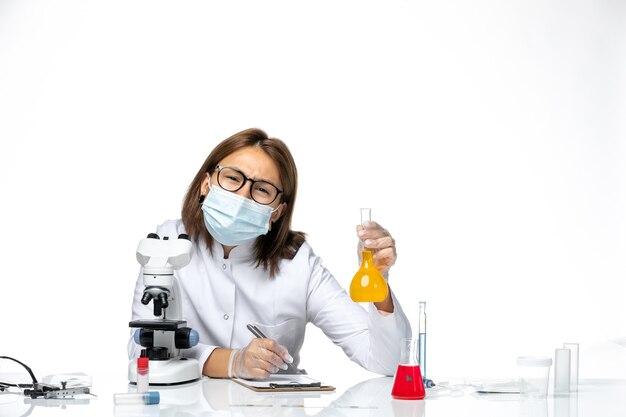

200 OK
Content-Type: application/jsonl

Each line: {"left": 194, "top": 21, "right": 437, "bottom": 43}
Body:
{"left": 229, "top": 166, "right": 276, "bottom": 185}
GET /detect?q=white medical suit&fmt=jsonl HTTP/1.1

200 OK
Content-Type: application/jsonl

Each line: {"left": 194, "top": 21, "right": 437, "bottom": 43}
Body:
{"left": 128, "top": 219, "right": 411, "bottom": 376}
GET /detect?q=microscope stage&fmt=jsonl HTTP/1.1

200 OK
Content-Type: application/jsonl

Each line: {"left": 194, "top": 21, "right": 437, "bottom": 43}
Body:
{"left": 129, "top": 319, "right": 188, "bottom": 331}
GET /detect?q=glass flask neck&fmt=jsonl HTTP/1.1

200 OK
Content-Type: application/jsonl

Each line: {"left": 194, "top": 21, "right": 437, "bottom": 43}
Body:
{"left": 400, "top": 338, "right": 419, "bottom": 366}
{"left": 361, "top": 249, "right": 374, "bottom": 267}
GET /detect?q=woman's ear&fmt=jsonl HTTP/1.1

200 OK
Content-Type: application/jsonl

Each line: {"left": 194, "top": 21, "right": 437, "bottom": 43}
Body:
{"left": 270, "top": 203, "right": 287, "bottom": 228}
{"left": 201, "top": 172, "right": 211, "bottom": 196}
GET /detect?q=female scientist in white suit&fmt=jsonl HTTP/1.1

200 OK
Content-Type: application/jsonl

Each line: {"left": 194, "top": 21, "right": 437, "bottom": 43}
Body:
{"left": 129, "top": 128, "right": 411, "bottom": 379}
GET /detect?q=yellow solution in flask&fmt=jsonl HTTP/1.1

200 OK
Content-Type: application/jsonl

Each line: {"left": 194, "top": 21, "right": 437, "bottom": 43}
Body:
{"left": 350, "top": 250, "right": 389, "bottom": 302}
{"left": 350, "top": 208, "right": 389, "bottom": 302}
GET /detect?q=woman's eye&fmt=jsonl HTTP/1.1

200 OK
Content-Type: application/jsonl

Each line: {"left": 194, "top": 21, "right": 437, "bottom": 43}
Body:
{"left": 254, "top": 185, "right": 270, "bottom": 195}
{"left": 226, "top": 175, "right": 242, "bottom": 183}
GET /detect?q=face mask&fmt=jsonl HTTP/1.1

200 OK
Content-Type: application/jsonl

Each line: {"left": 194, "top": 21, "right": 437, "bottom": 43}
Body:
{"left": 201, "top": 185, "right": 278, "bottom": 246}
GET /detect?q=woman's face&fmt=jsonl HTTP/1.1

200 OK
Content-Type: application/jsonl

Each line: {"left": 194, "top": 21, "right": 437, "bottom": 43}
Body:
{"left": 202, "top": 146, "right": 286, "bottom": 218}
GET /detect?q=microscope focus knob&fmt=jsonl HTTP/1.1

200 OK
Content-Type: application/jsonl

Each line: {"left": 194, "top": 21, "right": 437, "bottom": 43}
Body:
{"left": 190, "top": 330, "right": 199, "bottom": 346}
{"left": 175, "top": 328, "right": 199, "bottom": 349}
{"left": 134, "top": 329, "right": 154, "bottom": 348}
{"left": 178, "top": 233, "right": 190, "bottom": 240}
{"left": 147, "top": 233, "right": 160, "bottom": 239}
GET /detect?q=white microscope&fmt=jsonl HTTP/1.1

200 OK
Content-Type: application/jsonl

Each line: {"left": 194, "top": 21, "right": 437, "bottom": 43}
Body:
{"left": 128, "top": 233, "right": 201, "bottom": 385}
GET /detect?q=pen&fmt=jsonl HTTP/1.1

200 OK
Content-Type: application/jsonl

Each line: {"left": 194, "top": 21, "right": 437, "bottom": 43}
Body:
{"left": 269, "top": 382, "right": 321, "bottom": 389}
{"left": 246, "top": 324, "right": 299, "bottom": 374}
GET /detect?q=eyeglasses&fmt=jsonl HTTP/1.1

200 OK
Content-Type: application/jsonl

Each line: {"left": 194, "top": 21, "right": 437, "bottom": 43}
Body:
{"left": 214, "top": 165, "right": 283, "bottom": 205}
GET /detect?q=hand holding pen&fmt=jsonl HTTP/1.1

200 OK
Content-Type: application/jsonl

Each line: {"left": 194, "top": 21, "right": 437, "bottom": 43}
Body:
{"left": 226, "top": 324, "right": 296, "bottom": 380}
{"left": 246, "top": 324, "right": 299, "bottom": 374}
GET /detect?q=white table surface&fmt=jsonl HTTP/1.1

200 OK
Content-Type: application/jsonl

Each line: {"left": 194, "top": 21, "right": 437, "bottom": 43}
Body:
{"left": 1, "top": 372, "right": 625, "bottom": 417}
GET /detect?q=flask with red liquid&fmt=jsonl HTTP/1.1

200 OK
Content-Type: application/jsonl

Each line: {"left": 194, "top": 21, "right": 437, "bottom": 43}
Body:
{"left": 392, "top": 337, "right": 426, "bottom": 400}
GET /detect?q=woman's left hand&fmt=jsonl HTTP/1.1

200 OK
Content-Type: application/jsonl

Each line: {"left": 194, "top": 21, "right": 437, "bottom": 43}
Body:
{"left": 356, "top": 221, "right": 397, "bottom": 275}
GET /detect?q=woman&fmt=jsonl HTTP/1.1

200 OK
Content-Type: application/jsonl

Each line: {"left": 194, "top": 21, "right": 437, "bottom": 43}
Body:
{"left": 129, "top": 128, "right": 411, "bottom": 379}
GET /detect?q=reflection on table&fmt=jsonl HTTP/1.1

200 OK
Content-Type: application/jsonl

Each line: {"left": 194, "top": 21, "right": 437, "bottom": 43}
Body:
{"left": 201, "top": 376, "right": 424, "bottom": 417}
{"left": 123, "top": 378, "right": 626, "bottom": 417}
{"left": 1, "top": 376, "right": 626, "bottom": 416}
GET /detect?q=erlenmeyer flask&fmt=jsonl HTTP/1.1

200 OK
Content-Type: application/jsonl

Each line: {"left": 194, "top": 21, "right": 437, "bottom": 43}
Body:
{"left": 350, "top": 208, "right": 389, "bottom": 302}
{"left": 392, "top": 338, "right": 426, "bottom": 400}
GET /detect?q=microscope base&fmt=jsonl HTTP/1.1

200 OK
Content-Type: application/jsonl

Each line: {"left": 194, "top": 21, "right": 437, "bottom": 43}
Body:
{"left": 129, "top": 357, "right": 200, "bottom": 386}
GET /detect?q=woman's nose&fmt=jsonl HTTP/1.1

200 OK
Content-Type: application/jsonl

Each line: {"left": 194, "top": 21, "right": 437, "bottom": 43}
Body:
{"left": 234, "top": 180, "right": 254, "bottom": 199}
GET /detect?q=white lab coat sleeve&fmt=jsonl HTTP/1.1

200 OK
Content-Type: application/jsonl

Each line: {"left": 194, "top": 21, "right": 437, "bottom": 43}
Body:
{"left": 365, "top": 288, "right": 411, "bottom": 374}
{"left": 305, "top": 246, "right": 412, "bottom": 376}
{"left": 184, "top": 344, "right": 218, "bottom": 376}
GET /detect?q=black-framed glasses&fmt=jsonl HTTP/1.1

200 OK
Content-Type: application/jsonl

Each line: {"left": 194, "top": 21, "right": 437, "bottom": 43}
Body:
{"left": 214, "top": 165, "right": 283, "bottom": 205}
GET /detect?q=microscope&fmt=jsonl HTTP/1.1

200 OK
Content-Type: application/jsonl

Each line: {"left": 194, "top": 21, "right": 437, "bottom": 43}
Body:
{"left": 128, "top": 233, "right": 201, "bottom": 385}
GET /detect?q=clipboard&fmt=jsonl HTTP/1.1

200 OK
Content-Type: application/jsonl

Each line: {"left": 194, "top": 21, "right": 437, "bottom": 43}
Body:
{"left": 231, "top": 374, "right": 335, "bottom": 392}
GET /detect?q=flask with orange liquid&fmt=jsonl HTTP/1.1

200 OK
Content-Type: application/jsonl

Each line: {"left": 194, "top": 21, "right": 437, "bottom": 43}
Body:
{"left": 349, "top": 208, "right": 389, "bottom": 302}
{"left": 391, "top": 338, "right": 426, "bottom": 400}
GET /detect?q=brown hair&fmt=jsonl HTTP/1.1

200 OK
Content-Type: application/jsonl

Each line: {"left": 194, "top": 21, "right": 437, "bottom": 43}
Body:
{"left": 181, "top": 128, "right": 306, "bottom": 277}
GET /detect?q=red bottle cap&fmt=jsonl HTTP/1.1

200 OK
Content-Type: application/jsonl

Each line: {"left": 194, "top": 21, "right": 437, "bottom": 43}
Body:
{"left": 137, "top": 357, "right": 149, "bottom": 370}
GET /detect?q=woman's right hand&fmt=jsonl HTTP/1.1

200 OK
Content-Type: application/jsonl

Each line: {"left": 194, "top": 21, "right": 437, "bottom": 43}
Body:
{"left": 228, "top": 338, "right": 293, "bottom": 379}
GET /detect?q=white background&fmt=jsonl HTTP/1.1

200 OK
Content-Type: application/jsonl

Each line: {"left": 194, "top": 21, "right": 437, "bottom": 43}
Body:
{"left": 1, "top": 0, "right": 625, "bottom": 386}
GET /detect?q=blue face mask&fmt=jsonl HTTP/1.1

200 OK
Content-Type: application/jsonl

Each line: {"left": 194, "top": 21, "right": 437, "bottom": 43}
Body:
{"left": 201, "top": 185, "right": 278, "bottom": 246}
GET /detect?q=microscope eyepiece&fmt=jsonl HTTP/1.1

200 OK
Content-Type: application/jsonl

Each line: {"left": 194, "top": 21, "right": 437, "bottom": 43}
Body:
{"left": 147, "top": 233, "right": 160, "bottom": 239}
{"left": 178, "top": 233, "right": 190, "bottom": 240}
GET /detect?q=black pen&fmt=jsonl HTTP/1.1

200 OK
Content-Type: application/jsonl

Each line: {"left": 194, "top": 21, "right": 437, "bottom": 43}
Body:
{"left": 246, "top": 324, "right": 299, "bottom": 374}
{"left": 269, "top": 382, "right": 321, "bottom": 389}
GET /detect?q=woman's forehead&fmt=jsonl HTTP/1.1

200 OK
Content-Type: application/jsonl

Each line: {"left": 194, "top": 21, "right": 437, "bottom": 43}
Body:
{"left": 219, "top": 147, "right": 281, "bottom": 185}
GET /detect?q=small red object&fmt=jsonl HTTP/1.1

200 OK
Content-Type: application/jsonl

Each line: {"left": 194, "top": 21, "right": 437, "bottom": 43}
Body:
{"left": 391, "top": 364, "right": 426, "bottom": 400}
{"left": 137, "top": 357, "right": 149, "bottom": 370}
